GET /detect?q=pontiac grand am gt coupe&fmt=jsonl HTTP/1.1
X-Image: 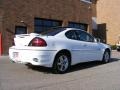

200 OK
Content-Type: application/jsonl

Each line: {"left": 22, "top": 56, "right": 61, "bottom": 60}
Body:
{"left": 9, "top": 27, "right": 111, "bottom": 73}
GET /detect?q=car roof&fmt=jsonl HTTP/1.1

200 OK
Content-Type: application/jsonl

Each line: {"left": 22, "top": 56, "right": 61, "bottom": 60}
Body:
{"left": 38, "top": 27, "right": 87, "bottom": 36}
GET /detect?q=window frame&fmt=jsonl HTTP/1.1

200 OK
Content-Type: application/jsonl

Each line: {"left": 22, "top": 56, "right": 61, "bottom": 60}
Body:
{"left": 34, "top": 18, "right": 62, "bottom": 33}
{"left": 68, "top": 22, "right": 88, "bottom": 31}
{"left": 15, "top": 26, "right": 27, "bottom": 35}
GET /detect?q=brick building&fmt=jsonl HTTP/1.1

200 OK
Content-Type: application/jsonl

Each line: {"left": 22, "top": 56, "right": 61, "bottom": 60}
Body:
{"left": 97, "top": 0, "right": 120, "bottom": 45}
{"left": 0, "top": 0, "right": 97, "bottom": 54}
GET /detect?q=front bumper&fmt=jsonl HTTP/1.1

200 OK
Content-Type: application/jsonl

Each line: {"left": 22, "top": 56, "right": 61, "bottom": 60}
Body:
{"left": 9, "top": 46, "right": 56, "bottom": 67}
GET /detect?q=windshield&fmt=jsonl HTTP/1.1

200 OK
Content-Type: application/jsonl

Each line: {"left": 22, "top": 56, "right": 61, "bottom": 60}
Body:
{"left": 36, "top": 28, "right": 66, "bottom": 36}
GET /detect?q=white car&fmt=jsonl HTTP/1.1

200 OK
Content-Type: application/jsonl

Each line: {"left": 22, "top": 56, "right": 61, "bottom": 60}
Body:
{"left": 9, "top": 27, "right": 111, "bottom": 73}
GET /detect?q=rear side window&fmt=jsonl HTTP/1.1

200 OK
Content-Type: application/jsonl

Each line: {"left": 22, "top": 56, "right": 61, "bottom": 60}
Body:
{"left": 65, "top": 30, "right": 77, "bottom": 40}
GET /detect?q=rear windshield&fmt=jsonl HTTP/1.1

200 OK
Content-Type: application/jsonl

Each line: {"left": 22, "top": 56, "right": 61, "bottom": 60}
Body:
{"left": 38, "top": 28, "right": 65, "bottom": 36}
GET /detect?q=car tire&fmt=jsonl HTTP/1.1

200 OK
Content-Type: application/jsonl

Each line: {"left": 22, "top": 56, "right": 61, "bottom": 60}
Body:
{"left": 117, "top": 49, "right": 120, "bottom": 52}
{"left": 102, "top": 50, "right": 110, "bottom": 63}
{"left": 53, "top": 53, "right": 71, "bottom": 74}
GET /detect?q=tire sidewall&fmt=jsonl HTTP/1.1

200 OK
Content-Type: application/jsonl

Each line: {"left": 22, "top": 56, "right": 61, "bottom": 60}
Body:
{"left": 102, "top": 50, "right": 110, "bottom": 63}
{"left": 53, "top": 53, "right": 71, "bottom": 74}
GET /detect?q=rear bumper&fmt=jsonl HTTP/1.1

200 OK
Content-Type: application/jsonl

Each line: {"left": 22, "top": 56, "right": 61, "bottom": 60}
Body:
{"left": 9, "top": 46, "right": 57, "bottom": 67}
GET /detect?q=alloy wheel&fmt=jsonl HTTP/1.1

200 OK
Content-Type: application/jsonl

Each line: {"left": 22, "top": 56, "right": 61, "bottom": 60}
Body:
{"left": 53, "top": 53, "right": 70, "bottom": 74}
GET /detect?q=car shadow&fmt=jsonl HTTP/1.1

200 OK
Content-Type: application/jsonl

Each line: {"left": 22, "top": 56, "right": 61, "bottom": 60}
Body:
{"left": 27, "top": 58, "right": 120, "bottom": 74}
{"left": 26, "top": 65, "right": 52, "bottom": 74}
{"left": 69, "top": 58, "right": 120, "bottom": 73}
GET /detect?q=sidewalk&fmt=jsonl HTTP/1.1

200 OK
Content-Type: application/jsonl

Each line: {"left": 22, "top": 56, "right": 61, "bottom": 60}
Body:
{"left": 0, "top": 55, "right": 9, "bottom": 59}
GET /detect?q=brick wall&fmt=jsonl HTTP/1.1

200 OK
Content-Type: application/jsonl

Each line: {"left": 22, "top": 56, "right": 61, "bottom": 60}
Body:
{"left": 1, "top": 0, "right": 94, "bottom": 54}
{"left": 97, "top": 0, "right": 120, "bottom": 45}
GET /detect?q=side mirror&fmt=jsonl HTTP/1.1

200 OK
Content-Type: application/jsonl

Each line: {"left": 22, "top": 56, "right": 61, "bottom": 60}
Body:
{"left": 94, "top": 38, "right": 101, "bottom": 43}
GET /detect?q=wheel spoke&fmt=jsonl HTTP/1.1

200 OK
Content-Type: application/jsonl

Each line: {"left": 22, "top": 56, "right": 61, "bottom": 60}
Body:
{"left": 60, "top": 56, "right": 64, "bottom": 61}
{"left": 60, "top": 64, "right": 65, "bottom": 71}
{"left": 57, "top": 62, "right": 62, "bottom": 65}
{"left": 57, "top": 55, "right": 69, "bottom": 72}
{"left": 104, "top": 52, "right": 110, "bottom": 62}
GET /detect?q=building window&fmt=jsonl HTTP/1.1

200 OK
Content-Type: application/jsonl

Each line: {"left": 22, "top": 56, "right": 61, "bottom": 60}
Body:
{"left": 34, "top": 18, "right": 62, "bottom": 33}
{"left": 68, "top": 22, "right": 88, "bottom": 31}
{"left": 15, "top": 26, "right": 27, "bottom": 34}
{"left": 81, "top": 0, "right": 92, "bottom": 3}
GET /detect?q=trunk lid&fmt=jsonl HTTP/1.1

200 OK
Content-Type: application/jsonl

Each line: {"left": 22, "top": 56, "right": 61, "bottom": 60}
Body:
{"left": 14, "top": 33, "right": 40, "bottom": 46}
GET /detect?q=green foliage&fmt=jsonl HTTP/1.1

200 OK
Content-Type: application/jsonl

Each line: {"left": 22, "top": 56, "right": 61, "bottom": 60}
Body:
{"left": 111, "top": 45, "right": 117, "bottom": 50}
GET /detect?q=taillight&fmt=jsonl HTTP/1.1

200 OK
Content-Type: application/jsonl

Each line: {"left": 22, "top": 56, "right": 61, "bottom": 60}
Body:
{"left": 29, "top": 37, "right": 47, "bottom": 47}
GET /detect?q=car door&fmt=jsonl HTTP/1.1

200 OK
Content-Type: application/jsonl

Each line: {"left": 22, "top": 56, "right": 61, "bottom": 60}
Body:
{"left": 65, "top": 30, "right": 102, "bottom": 65}
{"left": 75, "top": 30, "right": 102, "bottom": 62}
{"left": 65, "top": 30, "right": 88, "bottom": 64}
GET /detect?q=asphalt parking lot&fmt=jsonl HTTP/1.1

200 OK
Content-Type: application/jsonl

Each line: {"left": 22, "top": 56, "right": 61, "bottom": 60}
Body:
{"left": 0, "top": 51, "right": 120, "bottom": 90}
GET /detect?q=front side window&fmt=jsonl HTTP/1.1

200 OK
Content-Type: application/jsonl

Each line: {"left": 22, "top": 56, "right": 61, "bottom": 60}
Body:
{"left": 76, "top": 30, "right": 94, "bottom": 42}
{"left": 34, "top": 18, "right": 62, "bottom": 33}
